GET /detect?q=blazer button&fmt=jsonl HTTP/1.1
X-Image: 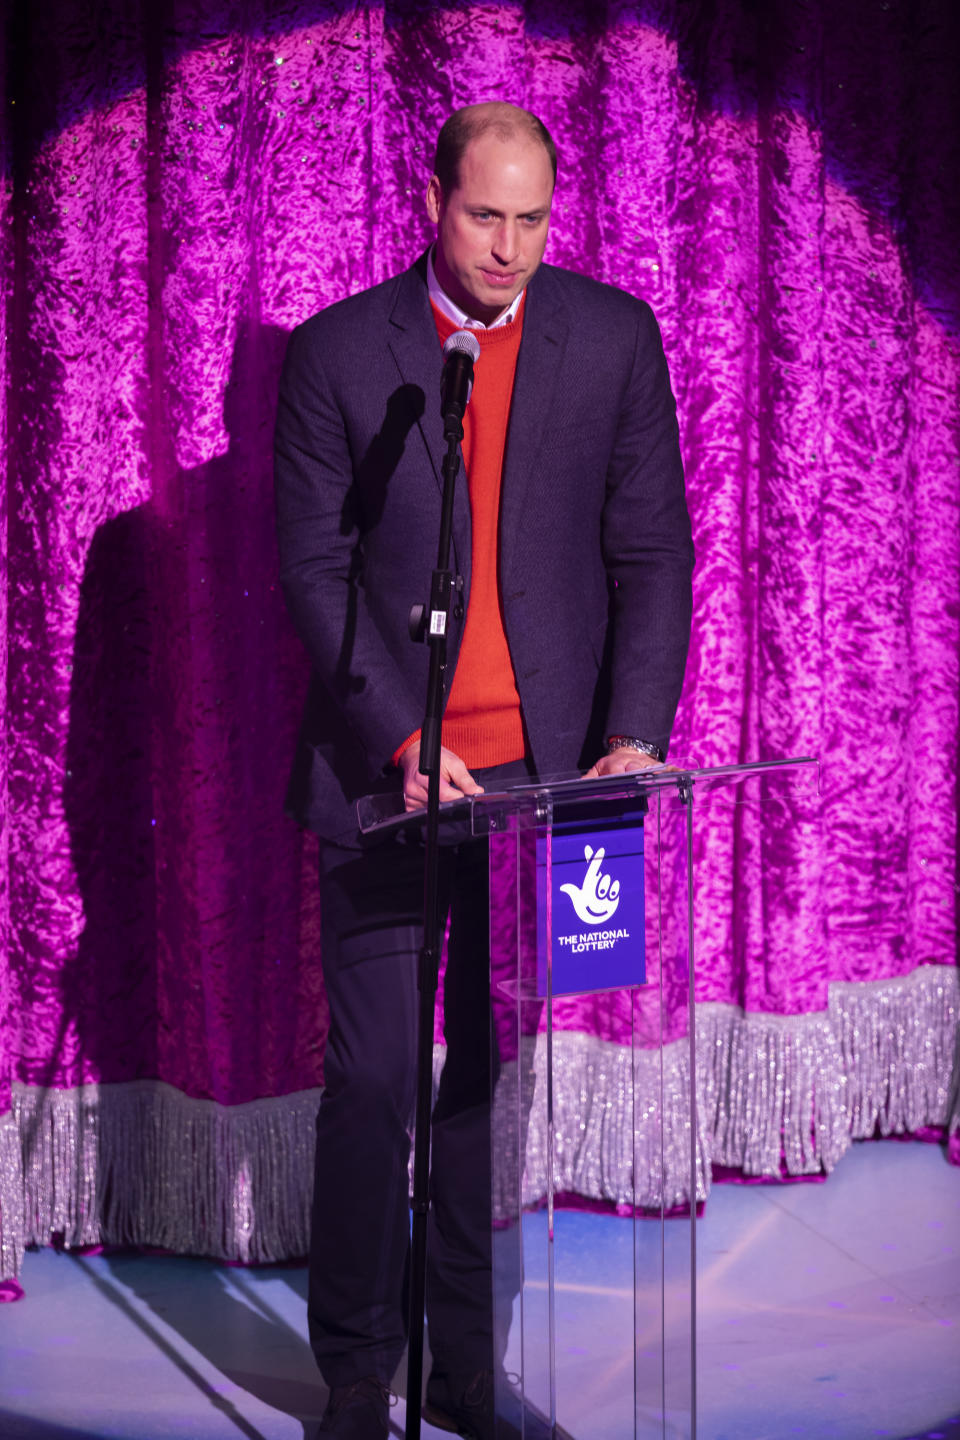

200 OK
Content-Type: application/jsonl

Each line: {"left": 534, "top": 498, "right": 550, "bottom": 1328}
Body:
{"left": 454, "top": 604, "right": 464, "bottom": 620}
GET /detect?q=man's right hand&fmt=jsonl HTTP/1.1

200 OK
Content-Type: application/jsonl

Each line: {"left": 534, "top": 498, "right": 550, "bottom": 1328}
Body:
{"left": 398, "top": 741, "right": 485, "bottom": 811}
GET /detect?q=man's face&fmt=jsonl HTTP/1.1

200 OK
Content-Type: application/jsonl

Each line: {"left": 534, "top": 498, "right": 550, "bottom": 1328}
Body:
{"left": 426, "top": 131, "right": 554, "bottom": 325}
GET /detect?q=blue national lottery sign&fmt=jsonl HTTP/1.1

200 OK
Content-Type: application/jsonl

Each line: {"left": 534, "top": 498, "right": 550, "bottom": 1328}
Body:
{"left": 537, "top": 812, "right": 646, "bottom": 997}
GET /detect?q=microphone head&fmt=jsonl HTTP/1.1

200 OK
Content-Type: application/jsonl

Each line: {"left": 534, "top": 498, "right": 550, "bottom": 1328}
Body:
{"left": 442, "top": 329, "right": 481, "bottom": 364}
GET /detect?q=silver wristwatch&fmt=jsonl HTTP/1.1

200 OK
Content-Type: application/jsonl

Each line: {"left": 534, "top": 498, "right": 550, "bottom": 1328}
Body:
{"left": 606, "top": 735, "right": 664, "bottom": 763}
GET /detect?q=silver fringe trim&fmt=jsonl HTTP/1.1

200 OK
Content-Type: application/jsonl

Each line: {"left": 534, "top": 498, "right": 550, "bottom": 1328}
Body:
{"left": 11, "top": 1079, "right": 322, "bottom": 1273}
{"left": 479, "top": 963, "right": 959, "bottom": 1212}
{"left": 0, "top": 1109, "right": 25, "bottom": 1280}
{"left": 829, "top": 965, "right": 958, "bottom": 1139}
{"left": 1, "top": 964, "right": 956, "bottom": 1279}
{"left": 696, "top": 1004, "right": 851, "bottom": 1177}
{"left": 487, "top": 1031, "right": 706, "bottom": 1220}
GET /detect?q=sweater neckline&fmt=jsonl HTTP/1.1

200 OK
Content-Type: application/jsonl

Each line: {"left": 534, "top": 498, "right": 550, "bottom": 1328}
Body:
{"left": 431, "top": 294, "right": 526, "bottom": 345}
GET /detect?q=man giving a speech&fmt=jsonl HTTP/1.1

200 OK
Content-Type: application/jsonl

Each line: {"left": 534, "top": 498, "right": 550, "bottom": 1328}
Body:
{"left": 275, "top": 101, "right": 693, "bottom": 1440}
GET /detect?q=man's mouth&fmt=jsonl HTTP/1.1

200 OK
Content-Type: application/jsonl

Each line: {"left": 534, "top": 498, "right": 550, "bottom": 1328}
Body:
{"left": 480, "top": 269, "right": 519, "bottom": 287}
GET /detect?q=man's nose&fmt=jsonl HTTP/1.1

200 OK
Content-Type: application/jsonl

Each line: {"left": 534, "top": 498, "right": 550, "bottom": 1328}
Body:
{"left": 491, "top": 220, "right": 520, "bottom": 264}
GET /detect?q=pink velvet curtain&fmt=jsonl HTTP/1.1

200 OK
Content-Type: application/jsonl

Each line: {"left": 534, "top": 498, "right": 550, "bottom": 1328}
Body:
{"left": 2, "top": 0, "right": 958, "bottom": 1275}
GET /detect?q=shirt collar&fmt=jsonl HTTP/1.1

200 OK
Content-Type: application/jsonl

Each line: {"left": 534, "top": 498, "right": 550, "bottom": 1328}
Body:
{"left": 427, "top": 247, "right": 525, "bottom": 330}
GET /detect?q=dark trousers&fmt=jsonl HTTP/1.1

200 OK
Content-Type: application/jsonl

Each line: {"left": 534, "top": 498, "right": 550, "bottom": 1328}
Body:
{"left": 308, "top": 759, "right": 531, "bottom": 1387}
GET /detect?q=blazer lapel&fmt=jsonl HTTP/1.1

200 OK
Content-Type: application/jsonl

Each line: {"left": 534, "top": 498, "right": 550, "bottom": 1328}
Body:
{"left": 385, "top": 257, "right": 570, "bottom": 582}
{"left": 386, "top": 259, "right": 472, "bottom": 574}
{"left": 500, "top": 266, "right": 570, "bottom": 575}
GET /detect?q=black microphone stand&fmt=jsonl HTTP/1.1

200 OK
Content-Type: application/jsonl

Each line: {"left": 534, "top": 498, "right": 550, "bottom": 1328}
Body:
{"left": 405, "top": 412, "right": 464, "bottom": 1440}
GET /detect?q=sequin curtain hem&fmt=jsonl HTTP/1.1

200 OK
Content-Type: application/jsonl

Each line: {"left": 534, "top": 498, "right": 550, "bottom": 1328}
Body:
{"left": 6, "top": 1079, "right": 323, "bottom": 1279}
{"left": 700, "top": 964, "right": 957, "bottom": 1178}
{"left": 1, "top": 965, "right": 956, "bottom": 1278}
{"left": 0, "top": 1112, "right": 26, "bottom": 1281}
{"left": 483, "top": 963, "right": 958, "bottom": 1216}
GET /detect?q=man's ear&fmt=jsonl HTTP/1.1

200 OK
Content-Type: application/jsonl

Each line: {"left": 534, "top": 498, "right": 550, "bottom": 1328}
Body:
{"left": 425, "top": 174, "right": 443, "bottom": 224}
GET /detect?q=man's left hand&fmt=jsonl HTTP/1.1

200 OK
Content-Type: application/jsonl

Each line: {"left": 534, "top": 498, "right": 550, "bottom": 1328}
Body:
{"left": 582, "top": 749, "right": 661, "bottom": 779}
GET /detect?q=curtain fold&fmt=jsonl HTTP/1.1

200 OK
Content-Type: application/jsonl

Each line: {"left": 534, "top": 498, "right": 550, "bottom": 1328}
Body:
{"left": 2, "top": 0, "right": 958, "bottom": 1277}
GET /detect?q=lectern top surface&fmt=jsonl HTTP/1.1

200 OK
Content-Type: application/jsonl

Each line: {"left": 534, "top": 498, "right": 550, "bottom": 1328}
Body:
{"left": 356, "top": 755, "right": 818, "bottom": 841}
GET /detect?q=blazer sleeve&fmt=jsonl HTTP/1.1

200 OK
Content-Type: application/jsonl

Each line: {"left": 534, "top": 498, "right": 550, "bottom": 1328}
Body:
{"left": 274, "top": 320, "right": 424, "bottom": 767}
{"left": 600, "top": 301, "right": 694, "bottom": 756}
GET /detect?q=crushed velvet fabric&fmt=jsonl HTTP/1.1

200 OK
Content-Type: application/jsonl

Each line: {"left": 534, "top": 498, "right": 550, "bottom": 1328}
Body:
{"left": 1, "top": 1, "right": 958, "bottom": 1273}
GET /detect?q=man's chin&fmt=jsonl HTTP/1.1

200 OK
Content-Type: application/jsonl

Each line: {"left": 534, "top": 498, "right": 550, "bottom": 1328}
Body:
{"left": 475, "top": 278, "right": 523, "bottom": 312}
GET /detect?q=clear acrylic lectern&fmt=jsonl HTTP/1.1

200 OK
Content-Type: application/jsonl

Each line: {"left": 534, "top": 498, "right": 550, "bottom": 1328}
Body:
{"left": 359, "top": 758, "right": 819, "bottom": 1440}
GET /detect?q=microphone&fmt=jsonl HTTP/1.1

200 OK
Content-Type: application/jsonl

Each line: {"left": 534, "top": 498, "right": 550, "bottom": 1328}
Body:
{"left": 441, "top": 329, "right": 481, "bottom": 436}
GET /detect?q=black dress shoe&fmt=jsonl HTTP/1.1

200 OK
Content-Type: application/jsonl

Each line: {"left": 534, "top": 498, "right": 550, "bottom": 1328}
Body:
{"left": 318, "top": 1376, "right": 393, "bottom": 1438}
{"left": 423, "top": 1368, "right": 575, "bottom": 1440}
{"left": 423, "top": 1368, "right": 494, "bottom": 1439}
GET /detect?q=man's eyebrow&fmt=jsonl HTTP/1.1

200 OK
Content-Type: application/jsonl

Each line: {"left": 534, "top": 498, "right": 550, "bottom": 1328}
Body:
{"left": 466, "top": 205, "right": 548, "bottom": 218}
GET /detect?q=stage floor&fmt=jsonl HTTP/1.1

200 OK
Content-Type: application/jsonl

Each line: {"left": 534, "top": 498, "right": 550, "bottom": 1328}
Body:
{"left": 0, "top": 1140, "right": 957, "bottom": 1439}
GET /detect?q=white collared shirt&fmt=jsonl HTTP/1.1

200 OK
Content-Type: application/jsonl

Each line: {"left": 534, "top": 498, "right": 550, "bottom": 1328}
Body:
{"left": 427, "top": 247, "right": 524, "bottom": 330}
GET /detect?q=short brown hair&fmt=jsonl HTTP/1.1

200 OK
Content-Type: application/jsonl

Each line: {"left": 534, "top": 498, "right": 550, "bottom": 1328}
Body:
{"left": 433, "top": 102, "right": 558, "bottom": 195}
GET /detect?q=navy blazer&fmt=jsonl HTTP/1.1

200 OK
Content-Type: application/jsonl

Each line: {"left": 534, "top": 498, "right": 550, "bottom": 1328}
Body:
{"left": 275, "top": 253, "right": 694, "bottom": 842}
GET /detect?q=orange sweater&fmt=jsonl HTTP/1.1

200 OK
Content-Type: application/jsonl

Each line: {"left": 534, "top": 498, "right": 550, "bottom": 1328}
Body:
{"left": 395, "top": 302, "right": 527, "bottom": 770}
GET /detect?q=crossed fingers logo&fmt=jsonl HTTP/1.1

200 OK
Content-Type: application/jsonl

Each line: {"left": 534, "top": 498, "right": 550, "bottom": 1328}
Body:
{"left": 560, "top": 844, "right": 621, "bottom": 925}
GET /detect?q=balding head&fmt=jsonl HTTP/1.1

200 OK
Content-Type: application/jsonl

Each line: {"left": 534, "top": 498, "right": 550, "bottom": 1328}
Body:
{"left": 433, "top": 102, "right": 558, "bottom": 198}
